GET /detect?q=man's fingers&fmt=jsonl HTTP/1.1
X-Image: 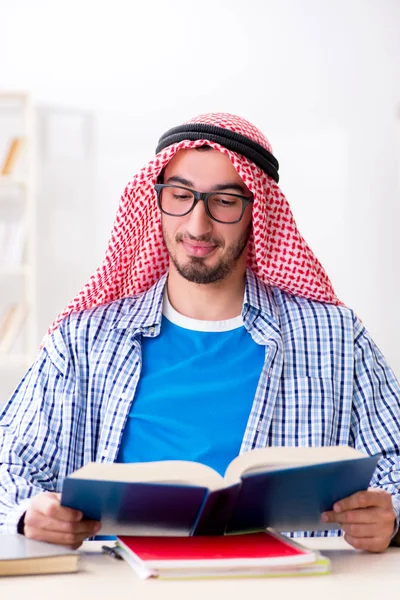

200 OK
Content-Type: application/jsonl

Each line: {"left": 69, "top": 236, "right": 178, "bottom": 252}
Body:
{"left": 44, "top": 502, "right": 83, "bottom": 523}
{"left": 23, "top": 492, "right": 102, "bottom": 548}
{"left": 344, "top": 534, "right": 389, "bottom": 553}
{"left": 322, "top": 507, "right": 381, "bottom": 524}
{"left": 24, "top": 526, "right": 90, "bottom": 549}
{"left": 33, "top": 493, "right": 83, "bottom": 522}
{"left": 340, "top": 523, "right": 381, "bottom": 538}
{"left": 332, "top": 489, "right": 391, "bottom": 513}
{"left": 25, "top": 512, "right": 101, "bottom": 536}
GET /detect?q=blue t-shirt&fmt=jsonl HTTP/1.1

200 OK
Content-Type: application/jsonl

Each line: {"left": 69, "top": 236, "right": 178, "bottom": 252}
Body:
{"left": 117, "top": 294, "right": 265, "bottom": 475}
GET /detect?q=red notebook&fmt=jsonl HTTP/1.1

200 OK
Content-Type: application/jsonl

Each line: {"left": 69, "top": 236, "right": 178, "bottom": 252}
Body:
{"left": 116, "top": 531, "right": 328, "bottom": 579}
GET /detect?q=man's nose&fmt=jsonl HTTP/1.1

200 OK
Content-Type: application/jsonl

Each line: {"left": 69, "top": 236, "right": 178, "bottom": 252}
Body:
{"left": 185, "top": 200, "right": 213, "bottom": 237}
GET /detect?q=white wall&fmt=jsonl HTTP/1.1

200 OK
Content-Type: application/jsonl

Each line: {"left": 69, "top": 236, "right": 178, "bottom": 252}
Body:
{"left": 1, "top": 0, "right": 400, "bottom": 374}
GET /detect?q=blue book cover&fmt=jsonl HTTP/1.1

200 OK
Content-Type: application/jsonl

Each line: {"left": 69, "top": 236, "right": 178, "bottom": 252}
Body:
{"left": 61, "top": 449, "right": 380, "bottom": 536}
{"left": 62, "top": 479, "right": 209, "bottom": 536}
{"left": 224, "top": 455, "right": 379, "bottom": 534}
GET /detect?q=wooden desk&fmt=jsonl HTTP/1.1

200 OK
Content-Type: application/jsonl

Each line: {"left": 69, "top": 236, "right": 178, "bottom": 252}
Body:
{"left": 0, "top": 538, "right": 399, "bottom": 600}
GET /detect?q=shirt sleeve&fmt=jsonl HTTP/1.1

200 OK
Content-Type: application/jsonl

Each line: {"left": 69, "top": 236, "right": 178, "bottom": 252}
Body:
{"left": 350, "top": 315, "right": 400, "bottom": 540}
{"left": 0, "top": 329, "right": 70, "bottom": 534}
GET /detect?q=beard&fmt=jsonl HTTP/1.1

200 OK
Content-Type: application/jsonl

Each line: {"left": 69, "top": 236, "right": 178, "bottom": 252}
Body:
{"left": 162, "top": 223, "right": 252, "bottom": 285}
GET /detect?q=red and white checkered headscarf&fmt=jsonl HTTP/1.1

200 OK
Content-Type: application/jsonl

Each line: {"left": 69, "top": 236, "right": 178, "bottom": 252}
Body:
{"left": 47, "top": 112, "right": 340, "bottom": 337}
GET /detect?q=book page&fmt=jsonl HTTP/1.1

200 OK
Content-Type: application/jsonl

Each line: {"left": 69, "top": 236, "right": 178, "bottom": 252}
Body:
{"left": 224, "top": 446, "right": 367, "bottom": 485}
{"left": 69, "top": 460, "right": 224, "bottom": 491}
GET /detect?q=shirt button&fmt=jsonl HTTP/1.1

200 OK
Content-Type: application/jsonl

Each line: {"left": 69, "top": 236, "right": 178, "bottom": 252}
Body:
{"left": 148, "top": 326, "right": 155, "bottom": 335}
{"left": 120, "top": 392, "right": 128, "bottom": 400}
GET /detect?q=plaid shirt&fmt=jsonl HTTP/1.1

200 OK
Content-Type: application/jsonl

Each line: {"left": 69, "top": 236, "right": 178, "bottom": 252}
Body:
{"left": 1, "top": 269, "right": 400, "bottom": 537}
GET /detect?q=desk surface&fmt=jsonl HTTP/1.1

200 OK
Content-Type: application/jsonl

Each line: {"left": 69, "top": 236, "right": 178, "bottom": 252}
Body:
{"left": 0, "top": 538, "right": 399, "bottom": 600}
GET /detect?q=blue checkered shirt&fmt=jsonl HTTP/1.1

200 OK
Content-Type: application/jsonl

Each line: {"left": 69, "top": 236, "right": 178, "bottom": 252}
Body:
{"left": 1, "top": 268, "right": 400, "bottom": 537}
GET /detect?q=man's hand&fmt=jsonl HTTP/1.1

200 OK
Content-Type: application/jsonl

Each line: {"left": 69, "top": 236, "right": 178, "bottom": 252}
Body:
{"left": 321, "top": 488, "right": 396, "bottom": 553}
{"left": 23, "top": 492, "right": 101, "bottom": 549}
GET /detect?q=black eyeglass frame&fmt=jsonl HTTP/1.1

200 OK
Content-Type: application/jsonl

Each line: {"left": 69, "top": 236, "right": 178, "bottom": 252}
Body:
{"left": 154, "top": 183, "right": 254, "bottom": 224}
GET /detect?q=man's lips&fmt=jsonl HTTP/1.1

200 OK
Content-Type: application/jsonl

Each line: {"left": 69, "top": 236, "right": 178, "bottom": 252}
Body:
{"left": 181, "top": 240, "right": 218, "bottom": 257}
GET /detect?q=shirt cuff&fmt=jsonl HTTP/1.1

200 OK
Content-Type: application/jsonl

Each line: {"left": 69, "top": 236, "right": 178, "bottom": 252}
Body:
{"left": 3, "top": 498, "right": 34, "bottom": 535}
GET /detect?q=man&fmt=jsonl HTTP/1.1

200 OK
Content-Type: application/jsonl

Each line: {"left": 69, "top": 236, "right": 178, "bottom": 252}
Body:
{"left": 0, "top": 113, "right": 399, "bottom": 552}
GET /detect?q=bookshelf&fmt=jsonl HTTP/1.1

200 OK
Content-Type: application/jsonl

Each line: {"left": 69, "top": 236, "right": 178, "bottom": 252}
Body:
{"left": 0, "top": 92, "right": 37, "bottom": 407}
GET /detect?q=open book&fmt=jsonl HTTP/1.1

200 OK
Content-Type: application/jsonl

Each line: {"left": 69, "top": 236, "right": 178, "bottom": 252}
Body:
{"left": 61, "top": 445, "right": 379, "bottom": 536}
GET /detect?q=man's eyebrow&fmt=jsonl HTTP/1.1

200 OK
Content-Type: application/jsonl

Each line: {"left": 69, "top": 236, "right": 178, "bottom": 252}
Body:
{"left": 165, "top": 176, "right": 248, "bottom": 194}
{"left": 212, "top": 182, "right": 248, "bottom": 194}
{"left": 166, "top": 176, "right": 193, "bottom": 187}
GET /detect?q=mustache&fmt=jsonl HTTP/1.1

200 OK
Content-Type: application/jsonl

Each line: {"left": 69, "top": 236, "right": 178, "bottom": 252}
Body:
{"left": 175, "top": 232, "right": 222, "bottom": 246}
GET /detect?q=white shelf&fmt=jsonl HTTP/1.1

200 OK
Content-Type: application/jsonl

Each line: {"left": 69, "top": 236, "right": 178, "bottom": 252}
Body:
{"left": 0, "top": 91, "right": 37, "bottom": 403}
{"left": 0, "top": 176, "right": 27, "bottom": 188}
{"left": 0, "top": 91, "right": 29, "bottom": 98}
{"left": 0, "top": 264, "right": 31, "bottom": 276}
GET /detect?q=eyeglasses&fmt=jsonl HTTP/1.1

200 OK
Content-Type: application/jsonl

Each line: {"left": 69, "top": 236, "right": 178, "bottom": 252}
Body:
{"left": 155, "top": 184, "right": 254, "bottom": 224}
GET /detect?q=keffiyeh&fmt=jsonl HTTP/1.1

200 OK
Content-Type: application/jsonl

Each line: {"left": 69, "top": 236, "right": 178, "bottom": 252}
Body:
{"left": 47, "top": 112, "right": 341, "bottom": 337}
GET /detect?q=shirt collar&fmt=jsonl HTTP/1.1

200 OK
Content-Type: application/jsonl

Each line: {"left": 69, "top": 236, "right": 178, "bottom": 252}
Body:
{"left": 113, "top": 268, "right": 280, "bottom": 335}
{"left": 112, "top": 273, "right": 167, "bottom": 336}
{"left": 243, "top": 267, "right": 280, "bottom": 328}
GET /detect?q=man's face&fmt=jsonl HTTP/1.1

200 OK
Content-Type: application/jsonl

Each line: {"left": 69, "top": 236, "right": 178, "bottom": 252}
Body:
{"left": 161, "top": 148, "right": 253, "bottom": 285}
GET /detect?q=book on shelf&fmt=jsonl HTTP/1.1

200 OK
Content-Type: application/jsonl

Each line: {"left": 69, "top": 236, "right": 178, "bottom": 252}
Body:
{"left": 0, "top": 137, "right": 26, "bottom": 177}
{"left": 0, "top": 303, "right": 28, "bottom": 354}
{"left": 115, "top": 530, "right": 331, "bottom": 580}
{"left": 61, "top": 445, "right": 379, "bottom": 536}
{"left": 0, "top": 534, "right": 79, "bottom": 577}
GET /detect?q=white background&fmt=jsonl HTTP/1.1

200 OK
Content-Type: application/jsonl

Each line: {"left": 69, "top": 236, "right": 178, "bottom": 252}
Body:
{"left": 0, "top": 0, "right": 399, "bottom": 375}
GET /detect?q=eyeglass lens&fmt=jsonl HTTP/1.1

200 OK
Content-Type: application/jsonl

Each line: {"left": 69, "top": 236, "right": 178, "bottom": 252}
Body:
{"left": 159, "top": 186, "right": 245, "bottom": 223}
